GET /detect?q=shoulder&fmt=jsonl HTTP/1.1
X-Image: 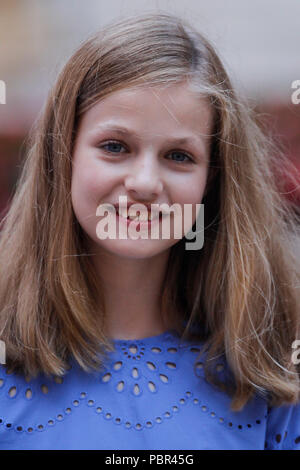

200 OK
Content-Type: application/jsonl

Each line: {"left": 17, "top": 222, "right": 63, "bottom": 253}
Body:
{"left": 0, "top": 362, "right": 78, "bottom": 435}
{"left": 265, "top": 401, "right": 300, "bottom": 450}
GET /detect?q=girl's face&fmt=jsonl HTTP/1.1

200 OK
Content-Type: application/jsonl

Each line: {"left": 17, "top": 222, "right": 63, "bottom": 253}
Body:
{"left": 71, "top": 82, "right": 212, "bottom": 259}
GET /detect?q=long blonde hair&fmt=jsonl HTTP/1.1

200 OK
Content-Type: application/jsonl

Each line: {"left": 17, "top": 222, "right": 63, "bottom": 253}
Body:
{"left": 0, "top": 12, "right": 299, "bottom": 411}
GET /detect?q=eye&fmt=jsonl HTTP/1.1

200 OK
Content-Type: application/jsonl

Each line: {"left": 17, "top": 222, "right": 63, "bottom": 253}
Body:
{"left": 99, "top": 140, "right": 127, "bottom": 154}
{"left": 166, "top": 151, "right": 193, "bottom": 163}
{"left": 98, "top": 140, "right": 194, "bottom": 163}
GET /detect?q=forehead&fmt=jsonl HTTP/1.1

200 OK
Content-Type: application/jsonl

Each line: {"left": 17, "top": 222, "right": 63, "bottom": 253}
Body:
{"left": 77, "top": 82, "right": 213, "bottom": 139}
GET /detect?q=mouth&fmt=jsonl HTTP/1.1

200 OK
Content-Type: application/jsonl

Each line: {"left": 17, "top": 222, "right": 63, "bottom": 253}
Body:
{"left": 116, "top": 208, "right": 163, "bottom": 226}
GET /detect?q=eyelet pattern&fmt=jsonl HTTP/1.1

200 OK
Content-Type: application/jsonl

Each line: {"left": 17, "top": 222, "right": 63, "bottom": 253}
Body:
{"left": 0, "top": 330, "right": 299, "bottom": 449}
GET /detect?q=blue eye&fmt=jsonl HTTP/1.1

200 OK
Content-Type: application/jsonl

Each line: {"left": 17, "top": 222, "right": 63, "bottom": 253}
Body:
{"left": 99, "top": 141, "right": 193, "bottom": 163}
{"left": 100, "top": 141, "right": 126, "bottom": 153}
{"left": 167, "top": 151, "right": 193, "bottom": 163}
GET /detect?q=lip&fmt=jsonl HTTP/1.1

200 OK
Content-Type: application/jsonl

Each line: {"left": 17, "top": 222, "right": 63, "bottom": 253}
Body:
{"left": 113, "top": 202, "right": 157, "bottom": 214}
{"left": 116, "top": 210, "right": 162, "bottom": 228}
{"left": 112, "top": 202, "right": 170, "bottom": 217}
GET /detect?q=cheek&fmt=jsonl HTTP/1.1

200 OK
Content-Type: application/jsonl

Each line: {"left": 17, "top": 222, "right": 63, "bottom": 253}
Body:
{"left": 71, "top": 159, "right": 114, "bottom": 206}
{"left": 71, "top": 156, "right": 123, "bottom": 240}
{"left": 169, "top": 171, "right": 207, "bottom": 234}
{"left": 70, "top": 161, "right": 99, "bottom": 231}
{"left": 170, "top": 170, "right": 208, "bottom": 205}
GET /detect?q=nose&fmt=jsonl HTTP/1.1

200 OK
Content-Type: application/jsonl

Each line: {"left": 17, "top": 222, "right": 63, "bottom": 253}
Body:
{"left": 124, "top": 154, "right": 163, "bottom": 201}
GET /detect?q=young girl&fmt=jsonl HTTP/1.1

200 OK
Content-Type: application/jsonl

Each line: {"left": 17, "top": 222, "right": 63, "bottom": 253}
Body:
{"left": 0, "top": 12, "right": 299, "bottom": 450}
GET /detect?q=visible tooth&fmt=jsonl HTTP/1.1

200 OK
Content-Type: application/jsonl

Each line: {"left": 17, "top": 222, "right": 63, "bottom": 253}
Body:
{"left": 128, "top": 214, "right": 139, "bottom": 221}
{"left": 150, "top": 212, "right": 159, "bottom": 220}
{"left": 118, "top": 207, "right": 128, "bottom": 219}
{"left": 127, "top": 208, "right": 138, "bottom": 220}
{"left": 138, "top": 211, "right": 148, "bottom": 221}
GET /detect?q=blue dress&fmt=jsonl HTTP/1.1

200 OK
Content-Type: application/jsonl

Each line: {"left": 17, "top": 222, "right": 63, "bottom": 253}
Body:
{"left": 0, "top": 329, "right": 299, "bottom": 450}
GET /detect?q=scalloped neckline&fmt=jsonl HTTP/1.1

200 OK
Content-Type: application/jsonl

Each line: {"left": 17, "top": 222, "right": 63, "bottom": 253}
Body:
{"left": 111, "top": 329, "right": 179, "bottom": 345}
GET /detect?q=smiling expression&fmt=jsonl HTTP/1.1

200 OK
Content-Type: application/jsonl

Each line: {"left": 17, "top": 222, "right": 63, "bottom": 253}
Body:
{"left": 71, "top": 81, "right": 212, "bottom": 259}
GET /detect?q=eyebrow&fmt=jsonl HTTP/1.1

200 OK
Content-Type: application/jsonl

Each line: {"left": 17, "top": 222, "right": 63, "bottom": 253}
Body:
{"left": 89, "top": 124, "right": 208, "bottom": 154}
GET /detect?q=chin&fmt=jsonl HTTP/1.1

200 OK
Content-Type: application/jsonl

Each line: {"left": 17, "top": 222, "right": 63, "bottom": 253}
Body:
{"left": 95, "top": 238, "right": 175, "bottom": 260}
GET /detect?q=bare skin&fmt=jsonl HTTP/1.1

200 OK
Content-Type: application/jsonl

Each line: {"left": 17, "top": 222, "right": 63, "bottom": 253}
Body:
{"left": 71, "top": 82, "right": 212, "bottom": 340}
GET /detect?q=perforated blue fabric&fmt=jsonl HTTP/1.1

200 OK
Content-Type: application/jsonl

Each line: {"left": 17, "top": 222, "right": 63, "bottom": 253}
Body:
{"left": 0, "top": 329, "right": 299, "bottom": 449}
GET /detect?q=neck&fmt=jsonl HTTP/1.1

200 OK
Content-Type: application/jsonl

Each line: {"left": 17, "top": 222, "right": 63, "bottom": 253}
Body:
{"left": 89, "top": 244, "right": 171, "bottom": 340}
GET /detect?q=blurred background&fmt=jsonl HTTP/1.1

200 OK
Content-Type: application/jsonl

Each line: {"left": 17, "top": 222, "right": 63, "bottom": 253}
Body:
{"left": 0, "top": 0, "right": 300, "bottom": 221}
